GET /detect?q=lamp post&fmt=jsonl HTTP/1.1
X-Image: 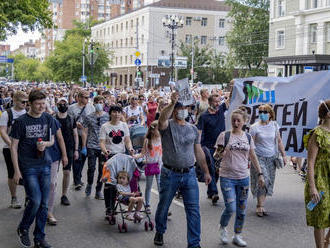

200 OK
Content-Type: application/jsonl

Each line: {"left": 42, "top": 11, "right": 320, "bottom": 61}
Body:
{"left": 162, "top": 15, "right": 184, "bottom": 82}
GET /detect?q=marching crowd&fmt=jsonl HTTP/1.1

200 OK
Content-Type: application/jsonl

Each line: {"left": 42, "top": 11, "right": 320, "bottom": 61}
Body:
{"left": 0, "top": 82, "right": 329, "bottom": 248}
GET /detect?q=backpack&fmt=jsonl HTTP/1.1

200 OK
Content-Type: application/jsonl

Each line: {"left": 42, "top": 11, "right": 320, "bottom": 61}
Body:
{"left": 7, "top": 108, "right": 14, "bottom": 129}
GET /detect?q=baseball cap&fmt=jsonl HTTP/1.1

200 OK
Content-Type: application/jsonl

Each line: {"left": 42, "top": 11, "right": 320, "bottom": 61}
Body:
{"left": 57, "top": 97, "right": 68, "bottom": 104}
{"left": 174, "top": 102, "right": 184, "bottom": 109}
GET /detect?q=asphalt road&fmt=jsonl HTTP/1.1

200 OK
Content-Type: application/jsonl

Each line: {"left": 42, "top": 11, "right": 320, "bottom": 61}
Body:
{"left": 0, "top": 142, "right": 315, "bottom": 248}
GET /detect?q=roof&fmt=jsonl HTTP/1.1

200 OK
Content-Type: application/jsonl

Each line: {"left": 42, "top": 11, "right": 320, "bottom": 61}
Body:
{"left": 265, "top": 55, "right": 330, "bottom": 65}
{"left": 148, "top": 0, "right": 231, "bottom": 12}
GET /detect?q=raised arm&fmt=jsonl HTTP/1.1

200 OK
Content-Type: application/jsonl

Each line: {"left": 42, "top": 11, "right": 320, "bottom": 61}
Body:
{"left": 158, "top": 92, "right": 178, "bottom": 131}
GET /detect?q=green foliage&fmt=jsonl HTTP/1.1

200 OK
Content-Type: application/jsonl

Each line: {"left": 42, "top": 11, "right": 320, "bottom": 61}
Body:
{"left": 64, "top": 19, "right": 102, "bottom": 40}
{"left": 0, "top": 0, "right": 53, "bottom": 40}
{"left": 46, "top": 34, "right": 111, "bottom": 83}
{"left": 178, "top": 41, "right": 233, "bottom": 84}
{"left": 225, "top": 0, "right": 269, "bottom": 76}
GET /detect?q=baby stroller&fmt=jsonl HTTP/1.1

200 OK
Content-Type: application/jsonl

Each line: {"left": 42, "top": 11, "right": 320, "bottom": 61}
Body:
{"left": 101, "top": 153, "right": 154, "bottom": 233}
{"left": 129, "top": 125, "right": 147, "bottom": 152}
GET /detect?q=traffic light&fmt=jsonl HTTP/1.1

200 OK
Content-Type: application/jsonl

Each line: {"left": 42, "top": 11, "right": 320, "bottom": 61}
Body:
{"left": 137, "top": 66, "right": 142, "bottom": 77}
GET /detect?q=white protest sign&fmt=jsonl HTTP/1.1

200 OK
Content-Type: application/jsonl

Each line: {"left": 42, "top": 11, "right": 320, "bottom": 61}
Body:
{"left": 175, "top": 78, "right": 195, "bottom": 106}
{"left": 227, "top": 71, "right": 330, "bottom": 157}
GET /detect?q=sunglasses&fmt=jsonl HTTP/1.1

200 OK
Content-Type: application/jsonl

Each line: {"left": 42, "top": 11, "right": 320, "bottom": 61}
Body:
{"left": 81, "top": 96, "right": 89, "bottom": 99}
{"left": 131, "top": 98, "right": 138, "bottom": 100}
{"left": 259, "top": 110, "right": 268, "bottom": 114}
{"left": 21, "top": 101, "right": 28, "bottom": 104}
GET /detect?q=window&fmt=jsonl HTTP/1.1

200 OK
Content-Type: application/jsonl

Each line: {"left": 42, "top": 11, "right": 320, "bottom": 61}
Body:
{"left": 218, "top": 36, "right": 225, "bottom": 46}
{"left": 201, "top": 36, "right": 207, "bottom": 45}
{"left": 130, "top": 37, "right": 133, "bottom": 45}
{"left": 136, "top": 18, "right": 139, "bottom": 26}
{"left": 121, "top": 23, "right": 123, "bottom": 31}
{"left": 115, "top": 57, "right": 118, "bottom": 65}
{"left": 112, "top": 26, "right": 114, "bottom": 34}
{"left": 278, "top": 0, "right": 285, "bottom": 17}
{"left": 276, "top": 30, "right": 285, "bottom": 49}
{"left": 125, "top": 38, "right": 128, "bottom": 46}
{"left": 126, "top": 21, "right": 128, "bottom": 30}
{"left": 219, "top": 19, "right": 225, "bottom": 28}
{"left": 120, "top": 39, "right": 123, "bottom": 47}
{"left": 116, "top": 24, "right": 118, "bottom": 32}
{"left": 142, "top": 16, "right": 145, "bottom": 25}
{"left": 327, "top": 0, "right": 330, "bottom": 6}
{"left": 116, "top": 40, "right": 118, "bottom": 47}
{"left": 108, "top": 27, "right": 110, "bottom": 35}
{"left": 120, "top": 57, "right": 122, "bottom": 65}
{"left": 161, "top": 50, "right": 165, "bottom": 56}
{"left": 310, "top": 24, "right": 317, "bottom": 43}
{"left": 312, "top": 0, "right": 318, "bottom": 8}
{"left": 185, "top": 34, "right": 192, "bottom": 44}
{"left": 131, "top": 20, "right": 133, "bottom": 28}
{"left": 327, "top": 23, "right": 330, "bottom": 42}
{"left": 186, "top": 17, "right": 192, "bottom": 26}
{"left": 201, "top": 18, "right": 207, "bottom": 26}
{"left": 141, "top": 54, "right": 144, "bottom": 63}
{"left": 125, "top": 56, "right": 128, "bottom": 64}
{"left": 130, "top": 55, "right": 133, "bottom": 64}
{"left": 111, "top": 41, "right": 114, "bottom": 47}
{"left": 141, "top": 34, "right": 144, "bottom": 44}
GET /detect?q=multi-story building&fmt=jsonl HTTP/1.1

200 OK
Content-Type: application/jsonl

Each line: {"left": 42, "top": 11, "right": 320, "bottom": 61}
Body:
{"left": 40, "top": 0, "right": 113, "bottom": 61}
{"left": 0, "top": 45, "right": 10, "bottom": 57}
{"left": 92, "top": 0, "right": 231, "bottom": 87}
{"left": 266, "top": 0, "right": 330, "bottom": 77}
{"left": 12, "top": 40, "right": 37, "bottom": 58}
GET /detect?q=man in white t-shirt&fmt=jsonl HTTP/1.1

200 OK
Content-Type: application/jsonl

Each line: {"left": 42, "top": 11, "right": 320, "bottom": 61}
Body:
{"left": 0, "top": 91, "right": 28, "bottom": 209}
{"left": 123, "top": 95, "right": 144, "bottom": 127}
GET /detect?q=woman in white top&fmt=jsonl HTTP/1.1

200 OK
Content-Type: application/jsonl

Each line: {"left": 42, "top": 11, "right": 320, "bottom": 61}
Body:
{"left": 250, "top": 104, "right": 287, "bottom": 217}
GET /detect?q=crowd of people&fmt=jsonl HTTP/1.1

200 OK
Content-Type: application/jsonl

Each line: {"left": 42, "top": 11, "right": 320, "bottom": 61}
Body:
{"left": 0, "top": 82, "right": 328, "bottom": 248}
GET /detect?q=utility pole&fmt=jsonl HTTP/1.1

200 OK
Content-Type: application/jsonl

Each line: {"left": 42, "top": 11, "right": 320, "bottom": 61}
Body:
{"left": 191, "top": 42, "right": 194, "bottom": 83}
{"left": 90, "top": 40, "right": 95, "bottom": 87}
{"left": 82, "top": 39, "right": 86, "bottom": 87}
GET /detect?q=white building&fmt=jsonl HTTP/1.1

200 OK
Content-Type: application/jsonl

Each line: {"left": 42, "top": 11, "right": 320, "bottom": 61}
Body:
{"left": 266, "top": 0, "right": 330, "bottom": 77}
{"left": 92, "top": 0, "right": 231, "bottom": 87}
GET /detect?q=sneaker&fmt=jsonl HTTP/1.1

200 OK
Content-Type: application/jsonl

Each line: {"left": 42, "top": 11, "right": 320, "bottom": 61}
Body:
{"left": 60, "top": 195, "right": 70, "bottom": 206}
{"left": 10, "top": 197, "right": 22, "bottom": 209}
{"left": 85, "top": 184, "right": 92, "bottom": 196}
{"left": 74, "top": 184, "right": 82, "bottom": 191}
{"left": 17, "top": 228, "right": 31, "bottom": 248}
{"left": 125, "top": 212, "right": 135, "bottom": 221}
{"left": 220, "top": 226, "right": 229, "bottom": 244}
{"left": 154, "top": 232, "right": 164, "bottom": 246}
{"left": 145, "top": 206, "right": 151, "bottom": 214}
{"left": 34, "top": 239, "right": 52, "bottom": 248}
{"left": 233, "top": 234, "right": 247, "bottom": 247}
{"left": 134, "top": 212, "right": 143, "bottom": 220}
{"left": 95, "top": 191, "right": 104, "bottom": 200}
{"left": 212, "top": 194, "right": 219, "bottom": 205}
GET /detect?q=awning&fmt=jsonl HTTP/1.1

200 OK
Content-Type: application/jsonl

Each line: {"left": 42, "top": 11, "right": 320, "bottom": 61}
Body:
{"left": 265, "top": 55, "right": 330, "bottom": 65}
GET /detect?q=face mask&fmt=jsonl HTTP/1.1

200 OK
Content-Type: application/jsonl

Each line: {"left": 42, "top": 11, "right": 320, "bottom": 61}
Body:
{"left": 177, "top": 109, "right": 188, "bottom": 120}
{"left": 58, "top": 104, "right": 68, "bottom": 113}
{"left": 259, "top": 113, "right": 269, "bottom": 122}
{"left": 210, "top": 104, "right": 218, "bottom": 112}
{"left": 95, "top": 103, "right": 103, "bottom": 112}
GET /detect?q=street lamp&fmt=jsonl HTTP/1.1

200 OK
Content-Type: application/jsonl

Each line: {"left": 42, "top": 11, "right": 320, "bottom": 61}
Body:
{"left": 162, "top": 15, "right": 184, "bottom": 81}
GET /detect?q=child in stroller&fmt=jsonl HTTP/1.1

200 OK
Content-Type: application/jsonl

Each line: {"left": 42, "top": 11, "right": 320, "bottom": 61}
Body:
{"left": 116, "top": 171, "right": 144, "bottom": 221}
{"left": 101, "top": 153, "right": 154, "bottom": 232}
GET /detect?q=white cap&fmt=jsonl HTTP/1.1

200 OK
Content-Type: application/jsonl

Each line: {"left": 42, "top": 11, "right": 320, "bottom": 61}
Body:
{"left": 57, "top": 97, "right": 68, "bottom": 103}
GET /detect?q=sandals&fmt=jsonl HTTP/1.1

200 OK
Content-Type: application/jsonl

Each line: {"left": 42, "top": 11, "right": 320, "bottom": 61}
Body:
{"left": 256, "top": 205, "right": 269, "bottom": 217}
{"left": 47, "top": 216, "right": 57, "bottom": 226}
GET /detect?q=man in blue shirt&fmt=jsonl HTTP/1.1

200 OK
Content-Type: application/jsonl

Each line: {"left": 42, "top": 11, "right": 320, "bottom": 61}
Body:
{"left": 197, "top": 94, "right": 228, "bottom": 204}
{"left": 10, "top": 89, "right": 56, "bottom": 248}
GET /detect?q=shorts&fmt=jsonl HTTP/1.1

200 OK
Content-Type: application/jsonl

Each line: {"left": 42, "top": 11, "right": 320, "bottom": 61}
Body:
{"left": 63, "top": 149, "right": 74, "bottom": 171}
{"left": 119, "top": 195, "right": 131, "bottom": 205}
{"left": 3, "top": 148, "right": 14, "bottom": 179}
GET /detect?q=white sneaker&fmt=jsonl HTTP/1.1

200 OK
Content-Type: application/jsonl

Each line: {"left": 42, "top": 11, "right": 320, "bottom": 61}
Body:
{"left": 233, "top": 234, "right": 247, "bottom": 247}
{"left": 219, "top": 226, "right": 229, "bottom": 244}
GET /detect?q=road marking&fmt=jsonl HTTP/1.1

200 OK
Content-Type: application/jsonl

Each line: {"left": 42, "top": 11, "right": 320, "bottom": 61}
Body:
{"left": 151, "top": 188, "right": 185, "bottom": 208}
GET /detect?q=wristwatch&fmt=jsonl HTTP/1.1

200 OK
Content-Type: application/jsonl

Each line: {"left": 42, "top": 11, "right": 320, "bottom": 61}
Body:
{"left": 258, "top": 173, "right": 263, "bottom": 177}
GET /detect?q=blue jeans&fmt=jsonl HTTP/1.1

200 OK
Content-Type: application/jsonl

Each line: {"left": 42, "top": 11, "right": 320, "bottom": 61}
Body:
{"left": 219, "top": 176, "right": 249, "bottom": 234}
{"left": 145, "top": 174, "right": 160, "bottom": 206}
{"left": 207, "top": 147, "right": 218, "bottom": 197}
{"left": 155, "top": 167, "right": 201, "bottom": 248}
{"left": 19, "top": 165, "right": 51, "bottom": 241}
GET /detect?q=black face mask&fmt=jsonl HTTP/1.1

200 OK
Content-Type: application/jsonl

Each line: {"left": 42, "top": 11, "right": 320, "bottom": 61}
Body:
{"left": 58, "top": 104, "right": 68, "bottom": 113}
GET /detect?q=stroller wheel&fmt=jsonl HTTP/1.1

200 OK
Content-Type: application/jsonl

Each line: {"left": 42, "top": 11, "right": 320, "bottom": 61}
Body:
{"left": 123, "top": 223, "right": 128, "bottom": 232}
{"left": 144, "top": 221, "right": 149, "bottom": 231}
{"left": 149, "top": 221, "right": 154, "bottom": 231}
{"left": 118, "top": 223, "right": 123, "bottom": 233}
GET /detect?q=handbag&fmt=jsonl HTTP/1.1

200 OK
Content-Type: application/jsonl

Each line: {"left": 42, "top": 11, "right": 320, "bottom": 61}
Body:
{"left": 273, "top": 122, "right": 284, "bottom": 169}
{"left": 145, "top": 163, "right": 160, "bottom": 176}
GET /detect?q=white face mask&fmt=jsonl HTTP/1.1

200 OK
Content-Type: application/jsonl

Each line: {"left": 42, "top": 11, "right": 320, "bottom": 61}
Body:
{"left": 95, "top": 103, "right": 103, "bottom": 112}
{"left": 177, "top": 109, "right": 188, "bottom": 120}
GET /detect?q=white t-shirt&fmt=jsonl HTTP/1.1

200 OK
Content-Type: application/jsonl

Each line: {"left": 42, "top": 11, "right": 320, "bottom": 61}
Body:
{"left": 124, "top": 105, "right": 143, "bottom": 125}
{"left": 99, "top": 121, "right": 129, "bottom": 154}
{"left": 215, "top": 132, "right": 255, "bottom": 180}
{"left": 0, "top": 108, "right": 26, "bottom": 148}
{"left": 250, "top": 121, "right": 278, "bottom": 157}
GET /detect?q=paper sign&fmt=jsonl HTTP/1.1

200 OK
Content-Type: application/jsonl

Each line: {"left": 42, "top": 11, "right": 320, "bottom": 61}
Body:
{"left": 175, "top": 78, "right": 195, "bottom": 106}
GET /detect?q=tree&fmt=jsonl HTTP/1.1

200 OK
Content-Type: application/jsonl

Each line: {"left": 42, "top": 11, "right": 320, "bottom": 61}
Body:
{"left": 225, "top": 0, "right": 269, "bottom": 76}
{"left": 46, "top": 34, "right": 111, "bottom": 83}
{"left": 64, "top": 19, "right": 102, "bottom": 40}
{"left": 0, "top": 0, "right": 52, "bottom": 41}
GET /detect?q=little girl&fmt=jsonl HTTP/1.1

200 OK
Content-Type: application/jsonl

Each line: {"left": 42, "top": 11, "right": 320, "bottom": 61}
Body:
{"left": 134, "top": 120, "right": 162, "bottom": 213}
{"left": 116, "top": 171, "right": 144, "bottom": 221}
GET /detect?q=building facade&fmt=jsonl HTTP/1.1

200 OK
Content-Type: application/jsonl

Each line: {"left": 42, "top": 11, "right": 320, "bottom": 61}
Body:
{"left": 12, "top": 40, "right": 37, "bottom": 58}
{"left": 92, "top": 0, "right": 231, "bottom": 88}
{"left": 266, "top": 0, "right": 330, "bottom": 77}
{"left": 0, "top": 45, "right": 10, "bottom": 57}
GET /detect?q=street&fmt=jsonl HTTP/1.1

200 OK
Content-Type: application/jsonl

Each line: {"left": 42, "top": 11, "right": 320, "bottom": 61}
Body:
{"left": 0, "top": 142, "right": 314, "bottom": 248}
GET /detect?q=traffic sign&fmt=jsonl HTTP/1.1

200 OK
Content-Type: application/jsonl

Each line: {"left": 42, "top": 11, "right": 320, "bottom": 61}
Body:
{"left": 134, "top": 59, "right": 141, "bottom": 66}
{"left": 80, "top": 75, "right": 87, "bottom": 82}
{"left": 0, "top": 56, "right": 7, "bottom": 63}
{"left": 150, "top": 73, "right": 160, "bottom": 79}
{"left": 135, "top": 51, "right": 141, "bottom": 57}
{"left": 6, "top": 58, "right": 14, "bottom": 63}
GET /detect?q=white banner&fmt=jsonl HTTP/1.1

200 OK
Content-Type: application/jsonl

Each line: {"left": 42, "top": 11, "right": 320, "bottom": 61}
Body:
{"left": 226, "top": 71, "right": 330, "bottom": 157}
{"left": 176, "top": 78, "right": 195, "bottom": 106}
